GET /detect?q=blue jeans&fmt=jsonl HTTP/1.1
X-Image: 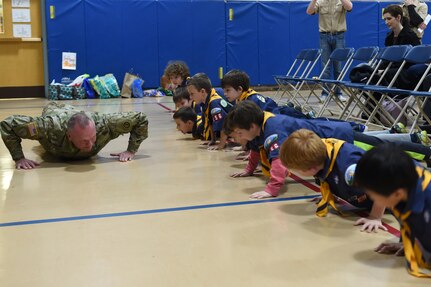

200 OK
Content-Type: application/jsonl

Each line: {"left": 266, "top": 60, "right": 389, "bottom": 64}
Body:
{"left": 319, "top": 32, "right": 345, "bottom": 96}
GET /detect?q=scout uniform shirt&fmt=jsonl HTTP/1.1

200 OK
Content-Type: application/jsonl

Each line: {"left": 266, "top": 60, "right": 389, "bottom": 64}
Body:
{"left": 0, "top": 104, "right": 148, "bottom": 161}
{"left": 315, "top": 0, "right": 349, "bottom": 33}
{"left": 192, "top": 115, "right": 204, "bottom": 140}
{"left": 201, "top": 88, "right": 232, "bottom": 140}
{"left": 191, "top": 101, "right": 202, "bottom": 116}
{"left": 237, "top": 89, "right": 307, "bottom": 119}
{"left": 393, "top": 165, "right": 431, "bottom": 278}
{"left": 314, "top": 139, "right": 371, "bottom": 217}
{"left": 249, "top": 113, "right": 355, "bottom": 171}
{"left": 237, "top": 89, "right": 279, "bottom": 113}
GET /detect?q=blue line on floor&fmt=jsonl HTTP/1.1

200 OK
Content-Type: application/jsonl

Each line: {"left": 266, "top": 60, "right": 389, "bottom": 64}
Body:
{"left": 0, "top": 195, "right": 319, "bottom": 228}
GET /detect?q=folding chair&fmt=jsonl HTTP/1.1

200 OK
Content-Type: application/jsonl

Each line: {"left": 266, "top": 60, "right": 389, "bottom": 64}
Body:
{"left": 338, "top": 45, "right": 412, "bottom": 129}
{"left": 315, "top": 46, "right": 379, "bottom": 117}
{"left": 290, "top": 47, "right": 354, "bottom": 113}
{"left": 337, "top": 47, "right": 386, "bottom": 121}
{"left": 371, "top": 45, "right": 431, "bottom": 132}
{"left": 273, "top": 49, "right": 309, "bottom": 99}
{"left": 274, "top": 49, "right": 321, "bottom": 104}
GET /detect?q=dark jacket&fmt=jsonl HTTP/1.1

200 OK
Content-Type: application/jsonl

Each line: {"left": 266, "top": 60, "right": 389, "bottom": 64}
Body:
{"left": 385, "top": 26, "right": 421, "bottom": 47}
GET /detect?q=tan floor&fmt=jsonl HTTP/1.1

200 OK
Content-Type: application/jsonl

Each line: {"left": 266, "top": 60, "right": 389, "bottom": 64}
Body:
{"left": 0, "top": 98, "right": 428, "bottom": 286}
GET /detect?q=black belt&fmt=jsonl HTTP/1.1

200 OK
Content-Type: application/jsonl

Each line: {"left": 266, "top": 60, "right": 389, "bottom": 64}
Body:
{"left": 320, "top": 31, "right": 345, "bottom": 35}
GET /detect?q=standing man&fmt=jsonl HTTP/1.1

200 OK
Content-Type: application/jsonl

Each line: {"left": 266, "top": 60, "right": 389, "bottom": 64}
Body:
{"left": 402, "top": 0, "right": 428, "bottom": 43}
{"left": 0, "top": 102, "right": 149, "bottom": 169}
{"left": 306, "top": 0, "right": 353, "bottom": 102}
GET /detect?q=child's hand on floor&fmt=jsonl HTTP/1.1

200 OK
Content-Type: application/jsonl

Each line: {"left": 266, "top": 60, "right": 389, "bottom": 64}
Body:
{"left": 230, "top": 171, "right": 253, "bottom": 178}
{"left": 354, "top": 217, "right": 388, "bottom": 233}
{"left": 235, "top": 150, "right": 250, "bottom": 160}
{"left": 249, "top": 191, "right": 273, "bottom": 199}
{"left": 374, "top": 242, "right": 404, "bottom": 256}
{"left": 208, "top": 143, "right": 225, "bottom": 150}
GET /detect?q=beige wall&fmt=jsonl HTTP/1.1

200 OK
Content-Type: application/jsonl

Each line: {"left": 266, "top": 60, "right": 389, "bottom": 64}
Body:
{"left": 0, "top": 0, "right": 44, "bottom": 87}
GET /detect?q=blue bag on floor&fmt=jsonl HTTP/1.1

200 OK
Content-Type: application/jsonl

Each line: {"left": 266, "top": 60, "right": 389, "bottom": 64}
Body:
{"left": 131, "top": 78, "right": 144, "bottom": 98}
{"left": 83, "top": 78, "right": 96, "bottom": 99}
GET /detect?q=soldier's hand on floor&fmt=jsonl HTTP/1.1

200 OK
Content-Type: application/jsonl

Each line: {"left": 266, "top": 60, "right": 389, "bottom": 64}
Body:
{"left": 249, "top": 191, "right": 273, "bottom": 199}
{"left": 110, "top": 151, "right": 135, "bottom": 162}
{"left": 354, "top": 217, "right": 388, "bottom": 233}
{"left": 15, "top": 158, "right": 40, "bottom": 170}
{"left": 374, "top": 242, "right": 404, "bottom": 256}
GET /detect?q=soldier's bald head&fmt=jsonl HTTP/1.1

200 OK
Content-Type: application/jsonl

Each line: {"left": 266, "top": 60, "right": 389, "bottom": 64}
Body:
{"left": 67, "top": 112, "right": 96, "bottom": 152}
{"left": 67, "top": 112, "right": 93, "bottom": 130}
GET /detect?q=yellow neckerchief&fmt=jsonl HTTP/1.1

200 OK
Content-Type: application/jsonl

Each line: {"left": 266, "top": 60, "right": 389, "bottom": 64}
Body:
{"left": 392, "top": 166, "right": 431, "bottom": 278}
{"left": 203, "top": 88, "right": 222, "bottom": 140}
{"left": 315, "top": 138, "right": 346, "bottom": 217}
{"left": 237, "top": 89, "right": 259, "bottom": 103}
{"left": 192, "top": 115, "right": 203, "bottom": 140}
{"left": 258, "top": 112, "right": 276, "bottom": 177}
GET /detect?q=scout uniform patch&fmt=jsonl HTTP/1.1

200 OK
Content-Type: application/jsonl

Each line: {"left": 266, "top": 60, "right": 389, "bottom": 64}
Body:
{"left": 344, "top": 164, "right": 356, "bottom": 186}
{"left": 264, "top": 134, "right": 280, "bottom": 153}
{"left": 211, "top": 107, "right": 223, "bottom": 122}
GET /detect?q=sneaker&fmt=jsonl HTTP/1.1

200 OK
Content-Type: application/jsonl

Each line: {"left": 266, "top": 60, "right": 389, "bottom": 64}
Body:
{"left": 417, "top": 131, "right": 431, "bottom": 146}
{"left": 391, "top": 123, "right": 407, "bottom": 134}
{"left": 354, "top": 124, "right": 368, "bottom": 133}
{"left": 307, "top": 110, "right": 316, "bottom": 119}
{"left": 337, "top": 94, "right": 347, "bottom": 102}
{"left": 294, "top": 105, "right": 303, "bottom": 113}
{"left": 285, "top": 102, "right": 295, "bottom": 108}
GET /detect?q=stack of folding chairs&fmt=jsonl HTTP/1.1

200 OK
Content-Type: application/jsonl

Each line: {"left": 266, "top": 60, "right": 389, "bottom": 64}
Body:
{"left": 274, "top": 44, "right": 431, "bottom": 140}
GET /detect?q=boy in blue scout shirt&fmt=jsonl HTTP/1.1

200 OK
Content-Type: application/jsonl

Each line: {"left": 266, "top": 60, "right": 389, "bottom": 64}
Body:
{"left": 186, "top": 73, "right": 232, "bottom": 150}
{"left": 221, "top": 69, "right": 372, "bottom": 132}
{"left": 221, "top": 69, "right": 308, "bottom": 119}
{"left": 223, "top": 101, "right": 354, "bottom": 199}
{"left": 280, "top": 129, "right": 387, "bottom": 232}
{"left": 173, "top": 107, "right": 203, "bottom": 140}
{"left": 355, "top": 144, "right": 431, "bottom": 278}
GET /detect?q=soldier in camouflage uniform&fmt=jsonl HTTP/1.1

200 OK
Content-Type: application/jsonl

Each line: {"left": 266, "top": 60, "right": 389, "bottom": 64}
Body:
{"left": 0, "top": 102, "right": 148, "bottom": 169}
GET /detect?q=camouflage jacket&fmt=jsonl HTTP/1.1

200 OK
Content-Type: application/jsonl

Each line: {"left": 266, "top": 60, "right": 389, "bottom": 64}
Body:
{"left": 0, "top": 111, "right": 148, "bottom": 161}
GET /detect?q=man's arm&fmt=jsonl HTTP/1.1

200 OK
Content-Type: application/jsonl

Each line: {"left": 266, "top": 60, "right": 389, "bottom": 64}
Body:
{"left": 341, "top": 0, "right": 353, "bottom": 12}
{"left": 105, "top": 112, "right": 149, "bottom": 156}
{"left": 0, "top": 115, "right": 41, "bottom": 162}
{"left": 406, "top": 2, "right": 428, "bottom": 27}
{"left": 306, "top": 0, "right": 318, "bottom": 15}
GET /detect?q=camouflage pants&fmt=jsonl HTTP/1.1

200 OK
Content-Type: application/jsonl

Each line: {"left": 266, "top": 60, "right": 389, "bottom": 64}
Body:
{"left": 42, "top": 102, "right": 78, "bottom": 117}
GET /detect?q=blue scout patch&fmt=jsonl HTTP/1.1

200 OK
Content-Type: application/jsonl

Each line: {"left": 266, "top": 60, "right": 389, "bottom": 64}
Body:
{"left": 220, "top": 100, "right": 228, "bottom": 108}
{"left": 256, "top": 95, "right": 266, "bottom": 103}
{"left": 344, "top": 164, "right": 357, "bottom": 186}
{"left": 264, "top": 134, "right": 279, "bottom": 152}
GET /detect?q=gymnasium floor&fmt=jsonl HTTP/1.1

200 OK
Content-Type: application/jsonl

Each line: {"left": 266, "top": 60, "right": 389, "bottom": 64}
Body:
{"left": 0, "top": 97, "right": 428, "bottom": 287}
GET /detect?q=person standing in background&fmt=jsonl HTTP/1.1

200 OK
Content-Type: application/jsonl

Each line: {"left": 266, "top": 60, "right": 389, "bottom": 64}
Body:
{"left": 402, "top": 0, "right": 428, "bottom": 43}
{"left": 306, "top": 0, "right": 353, "bottom": 102}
